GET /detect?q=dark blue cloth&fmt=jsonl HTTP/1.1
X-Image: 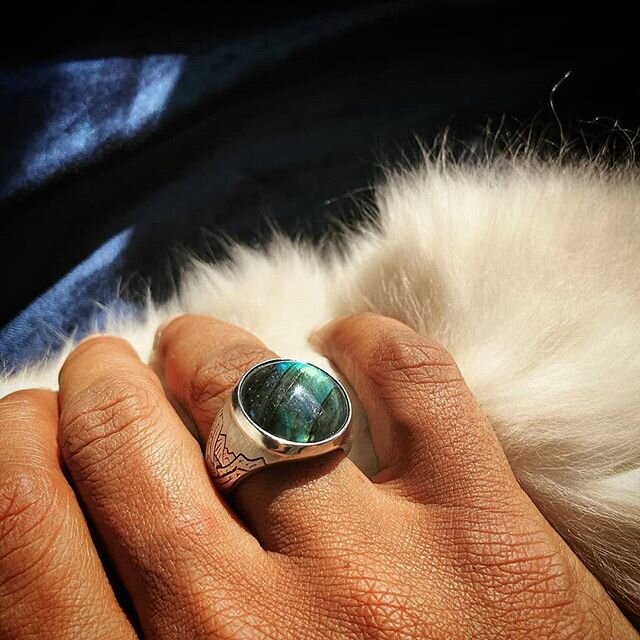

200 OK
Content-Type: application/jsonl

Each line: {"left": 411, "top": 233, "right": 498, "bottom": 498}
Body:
{"left": 1, "top": 2, "right": 637, "bottom": 372}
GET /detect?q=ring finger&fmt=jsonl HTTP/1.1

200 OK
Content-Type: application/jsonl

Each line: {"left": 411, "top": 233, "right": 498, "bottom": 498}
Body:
{"left": 155, "top": 314, "right": 380, "bottom": 557}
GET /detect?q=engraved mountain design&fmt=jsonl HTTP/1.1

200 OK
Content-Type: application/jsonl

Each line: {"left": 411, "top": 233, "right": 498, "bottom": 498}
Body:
{"left": 210, "top": 414, "right": 266, "bottom": 490}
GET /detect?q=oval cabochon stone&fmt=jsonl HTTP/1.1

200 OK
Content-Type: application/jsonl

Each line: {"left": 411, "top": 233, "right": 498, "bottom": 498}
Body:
{"left": 239, "top": 360, "right": 349, "bottom": 443}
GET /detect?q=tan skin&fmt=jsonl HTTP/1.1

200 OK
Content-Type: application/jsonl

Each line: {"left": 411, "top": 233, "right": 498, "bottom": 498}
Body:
{"left": 0, "top": 313, "right": 636, "bottom": 639}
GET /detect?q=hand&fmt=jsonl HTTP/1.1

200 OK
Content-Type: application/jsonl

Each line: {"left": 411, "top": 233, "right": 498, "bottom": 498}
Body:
{"left": 0, "top": 313, "right": 636, "bottom": 639}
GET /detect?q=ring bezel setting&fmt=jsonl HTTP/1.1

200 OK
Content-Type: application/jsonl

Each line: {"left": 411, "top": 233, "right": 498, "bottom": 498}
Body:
{"left": 206, "top": 358, "right": 353, "bottom": 492}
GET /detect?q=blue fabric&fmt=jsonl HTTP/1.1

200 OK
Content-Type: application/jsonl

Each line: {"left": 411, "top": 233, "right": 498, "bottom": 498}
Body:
{"left": 0, "top": 229, "right": 135, "bottom": 365}
{"left": 1, "top": 57, "right": 184, "bottom": 200}
{"left": 2, "top": 5, "right": 397, "bottom": 201}
{"left": 1, "top": 3, "right": 407, "bottom": 370}
{"left": 1, "top": 2, "right": 637, "bottom": 372}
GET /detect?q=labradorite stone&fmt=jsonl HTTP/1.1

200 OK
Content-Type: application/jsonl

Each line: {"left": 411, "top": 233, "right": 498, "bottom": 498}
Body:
{"left": 239, "top": 360, "right": 349, "bottom": 443}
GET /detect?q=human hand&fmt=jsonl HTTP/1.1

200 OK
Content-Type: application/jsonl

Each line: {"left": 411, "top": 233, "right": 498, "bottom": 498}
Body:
{"left": 0, "top": 313, "right": 636, "bottom": 638}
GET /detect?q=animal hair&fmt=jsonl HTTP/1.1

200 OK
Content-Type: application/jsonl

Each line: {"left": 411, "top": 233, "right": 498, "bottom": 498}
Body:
{"left": 2, "top": 142, "right": 639, "bottom": 620}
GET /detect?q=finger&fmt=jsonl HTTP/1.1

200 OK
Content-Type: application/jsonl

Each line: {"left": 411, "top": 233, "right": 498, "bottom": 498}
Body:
{"left": 156, "top": 315, "right": 379, "bottom": 556}
{"left": 156, "top": 314, "right": 278, "bottom": 442}
{"left": 311, "top": 313, "right": 517, "bottom": 505}
{"left": 58, "top": 336, "right": 269, "bottom": 639}
{"left": 0, "top": 390, "right": 137, "bottom": 640}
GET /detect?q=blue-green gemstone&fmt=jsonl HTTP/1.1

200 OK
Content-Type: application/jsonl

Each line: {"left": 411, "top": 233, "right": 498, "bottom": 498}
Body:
{"left": 239, "top": 360, "right": 350, "bottom": 443}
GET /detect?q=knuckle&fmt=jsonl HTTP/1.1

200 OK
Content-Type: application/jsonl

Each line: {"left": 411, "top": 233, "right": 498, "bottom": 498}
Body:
{"left": 189, "top": 362, "right": 230, "bottom": 410}
{"left": 0, "top": 467, "right": 63, "bottom": 583}
{"left": 367, "top": 330, "right": 463, "bottom": 394}
{"left": 189, "top": 345, "right": 270, "bottom": 411}
{"left": 0, "top": 468, "right": 57, "bottom": 535}
{"left": 60, "top": 376, "right": 159, "bottom": 474}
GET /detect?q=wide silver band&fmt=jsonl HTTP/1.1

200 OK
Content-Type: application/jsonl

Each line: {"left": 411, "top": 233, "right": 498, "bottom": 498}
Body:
{"left": 205, "top": 360, "right": 352, "bottom": 494}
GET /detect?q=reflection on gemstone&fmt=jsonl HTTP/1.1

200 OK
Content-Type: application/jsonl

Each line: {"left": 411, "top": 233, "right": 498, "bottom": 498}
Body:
{"left": 239, "top": 360, "right": 349, "bottom": 443}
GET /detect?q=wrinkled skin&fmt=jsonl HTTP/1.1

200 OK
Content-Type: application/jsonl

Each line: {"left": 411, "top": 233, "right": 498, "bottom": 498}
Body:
{"left": 0, "top": 313, "right": 636, "bottom": 639}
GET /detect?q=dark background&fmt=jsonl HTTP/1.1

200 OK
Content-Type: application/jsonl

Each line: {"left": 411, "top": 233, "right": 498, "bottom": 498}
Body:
{"left": 1, "top": 1, "right": 638, "bottom": 369}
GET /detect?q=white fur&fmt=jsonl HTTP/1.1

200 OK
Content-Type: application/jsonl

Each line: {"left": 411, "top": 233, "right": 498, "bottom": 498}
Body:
{"left": 2, "top": 154, "right": 639, "bottom": 617}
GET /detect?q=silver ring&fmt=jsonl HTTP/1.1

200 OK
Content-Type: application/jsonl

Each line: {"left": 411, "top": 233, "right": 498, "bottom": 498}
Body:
{"left": 205, "top": 358, "right": 352, "bottom": 493}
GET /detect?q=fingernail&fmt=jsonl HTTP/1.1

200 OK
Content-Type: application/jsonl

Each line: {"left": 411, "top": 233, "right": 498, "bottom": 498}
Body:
{"left": 153, "top": 313, "right": 187, "bottom": 351}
